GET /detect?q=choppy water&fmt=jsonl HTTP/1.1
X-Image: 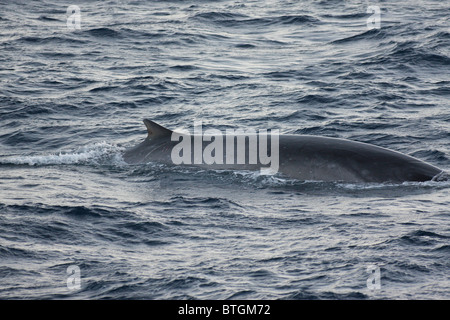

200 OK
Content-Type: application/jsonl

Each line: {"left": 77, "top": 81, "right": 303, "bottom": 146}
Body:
{"left": 1, "top": 0, "right": 449, "bottom": 299}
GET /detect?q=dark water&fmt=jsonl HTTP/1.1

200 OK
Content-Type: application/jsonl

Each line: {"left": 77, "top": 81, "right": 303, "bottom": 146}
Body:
{"left": 1, "top": 0, "right": 449, "bottom": 299}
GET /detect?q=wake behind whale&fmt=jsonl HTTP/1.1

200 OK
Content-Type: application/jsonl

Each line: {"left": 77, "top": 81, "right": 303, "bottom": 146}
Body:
{"left": 123, "top": 119, "right": 448, "bottom": 184}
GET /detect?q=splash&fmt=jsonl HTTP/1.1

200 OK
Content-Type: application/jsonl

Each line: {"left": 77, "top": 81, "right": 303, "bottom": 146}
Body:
{"left": 1, "top": 142, "right": 125, "bottom": 166}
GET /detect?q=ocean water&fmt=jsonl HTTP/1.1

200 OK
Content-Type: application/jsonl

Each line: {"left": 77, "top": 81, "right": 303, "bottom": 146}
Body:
{"left": 0, "top": 0, "right": 449, "bottom": 300}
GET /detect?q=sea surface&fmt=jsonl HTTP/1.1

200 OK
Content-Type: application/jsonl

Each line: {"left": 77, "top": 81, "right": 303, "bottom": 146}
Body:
{"left": 0, "top": 0, "right": 449, "bottom": 299}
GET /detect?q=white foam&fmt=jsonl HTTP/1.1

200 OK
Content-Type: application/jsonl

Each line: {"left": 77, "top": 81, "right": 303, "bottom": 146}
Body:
{"left": 2, "top": 142, "right": 125, "bottom": 166}
{"left": 337, "top": 178, "right": 450, "bottom": 190}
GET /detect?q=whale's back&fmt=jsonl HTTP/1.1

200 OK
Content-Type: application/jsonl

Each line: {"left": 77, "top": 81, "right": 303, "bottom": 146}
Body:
{"left": 277, "top": 135, "right": 443, "bottom": 183}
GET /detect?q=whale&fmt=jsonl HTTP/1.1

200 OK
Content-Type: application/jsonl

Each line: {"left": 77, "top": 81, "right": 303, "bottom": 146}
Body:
{"left": 123, "top": 119, "right": 447, "bottom": 183}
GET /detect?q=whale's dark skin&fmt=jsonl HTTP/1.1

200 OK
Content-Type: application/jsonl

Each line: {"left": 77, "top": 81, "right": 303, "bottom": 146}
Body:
{"left": 123, "top": 119, "right": 447, "bottom": 183}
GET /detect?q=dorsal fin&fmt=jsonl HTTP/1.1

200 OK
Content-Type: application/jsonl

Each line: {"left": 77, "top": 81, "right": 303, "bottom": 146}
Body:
{"left": 143, "top": 119, "right": 172, "bottom": 138}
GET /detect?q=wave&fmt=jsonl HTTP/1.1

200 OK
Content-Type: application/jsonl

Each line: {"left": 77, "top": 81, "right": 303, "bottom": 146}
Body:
{"left": 17, "top": 35, "right": 87, "bottom": 45}
{"left": 331, "top": 28, "right": 387, "bottom": 44}
{"left": 193, "top": 11, "right": 248, "bottom": 21}
{"left": 386, "top": 41, "right": 450, "bottom": 67}
{"left": 321, "top": 12, "right": 368, "bottom": 20}
{"left": 86, "top": 27, "right": 121, "bottom": 38}
{"left": 192, "top": 12, "right": 319, "bottom": 27}
{"left": 37, "top": 15, "right": 61, "bottom": 22}
{"left": 278, "top": 15, "right": 320, "bottom": 25}
{"left": 394, "top": 230, "right": 450, "bottom": 247}
{"left": 0, "top": 245, "right": 35, "bottom": 259}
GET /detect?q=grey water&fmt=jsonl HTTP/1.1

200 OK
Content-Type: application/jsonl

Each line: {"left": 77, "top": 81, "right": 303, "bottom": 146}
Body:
{"left": 0, "top": 0, "right": 449, "bottom": 299}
